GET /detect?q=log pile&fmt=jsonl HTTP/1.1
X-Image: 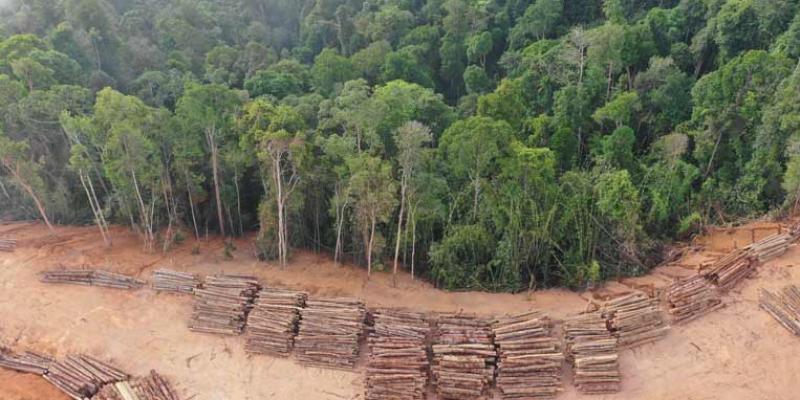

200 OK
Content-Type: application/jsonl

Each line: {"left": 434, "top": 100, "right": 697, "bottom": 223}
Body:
{"left": 431, "top": 313, "right": 495, "bottom": 400}
{"left": 245, "top": 288, "right": 307, "bottom": 356}
{"left": 702, "top": 249, "right": 754, "bottom": 291}
{"left": 94, "top": 370, "right": 180, "bottom": 400}
{"left": 295, "top": 297, "right": 366, "bottom": 369}
{"left": 365, "top": 309, "right": 429, "bottom": 400}
{"left": 492, "top": 311, "right": 563, "bottom": 399}
{"left": 152, "top": 269, "right": 201, "bottom": 294}
{"left": 41, "top": 269, "right": 145, "bottom": 290}
{"left": 0, "top": 350, "right": 53, "bottom": 375}
{"left": 600, "top": 293, "right": 669, "bottom": 348}
{"left": 746, "top": 233, "right": 793, "bottom": 263}
{"left": 759, "top": 285, "right": 800, "bottom": 336}
{"left": 189, "top": 275, "right": 260, "bottom": 335}
{"left": 564, "top": 313, "right": 621, "bottom": 394}
{"left": 0, "top": 238, "right": 17, "bottom": 252}
{"left": 665, "top": 275, "right": 724, "bottom": 324}
{"left": 44, "top": 355, "right": 129, "bottom": 399}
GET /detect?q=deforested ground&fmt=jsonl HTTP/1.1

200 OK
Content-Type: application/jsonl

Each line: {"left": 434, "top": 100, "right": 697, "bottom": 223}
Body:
{"left": 1, "top": 221, "right": 799, "bottom": 400}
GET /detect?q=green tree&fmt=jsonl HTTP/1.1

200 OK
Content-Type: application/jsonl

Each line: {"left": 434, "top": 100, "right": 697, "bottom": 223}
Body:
{"left": 440, "top": 116, "right": 513, "bottom": 219}
{"left": 176, "top": 83, "right": 243, "bottom": 237}
{"left": 509, "top": 0, "right": 563, "bottom": 48}
{"left": 347, "top": 154, "right": 397, "bottom": 275}
{"left": 311, "top": 48, "right": 358, "bottom": 96}
{"left": 0, "top": 130, "right": 55, "bottom": 232}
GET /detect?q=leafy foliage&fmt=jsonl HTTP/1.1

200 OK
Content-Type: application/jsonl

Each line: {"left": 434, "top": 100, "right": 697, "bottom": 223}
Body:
{"left": 2, "top": 0, "right": 800, "bottom": 291}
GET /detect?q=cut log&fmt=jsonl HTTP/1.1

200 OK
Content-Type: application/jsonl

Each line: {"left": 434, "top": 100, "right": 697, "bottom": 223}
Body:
{"left": 492, "top": 310, "right": 563, "bottom": 399}
{"left": 245, "top": 288, "right": 306, "bottom": 356}
{"left": 365, "top": 308, "right": 429, "bottom": 400}
{"left": 759, "top": 285, "right": 800, "bottom": 336}
{"left": 295, "top": 297, "right": 366, "bottom": 369}
{"left": 665, "top": 275, "right": 724, "bottom": 324}
{"left": 189, "top": 275, "right": 260, "bottom": 336}
{"left": 152, "top": 269, "right": 200, "bottom": 294}
{"left": 600, "top": 293, "right": 670, "bottom": 348}
{"left": 432, "top": 313, "right": 495, "bottom": 400}
{"left": 564, "top": 312, "right": 621, "bottom": 394}
{"left": 41, "top": 269, "right": 144, "bottom": 290}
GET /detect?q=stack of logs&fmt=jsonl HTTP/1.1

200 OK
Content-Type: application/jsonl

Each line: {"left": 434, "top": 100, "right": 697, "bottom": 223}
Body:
{"left": 94, "top": 370, "right": 180, "bottom": 400}
{"left": 0, "top": 238, "right": 17, "bottom": 252}
{"left": 44, "top": 355, "right": 130, "bottom": 399}
{"left": 564, "top": 313, "right": 621, "bottom": 394}
{"left": 600, "top": 293, "right": 669, "bottom": 348}
{"left": 365, "top": 309, "right": 429, "bottom": 400}
{"left": 295, "top": 297, "right": 366, "bottom": 369}
{"left": 189, "top": 275, "right": 260, "bottom": 335}
{"left": 746, "top": 233, "right": 793, "bottom": 263}
{"left": 665, "top": 275, "right": 724, "bottom": 324}
{"left": 41, "top": 269, "right": 145, "bottom": 290}
{"left": 759, "top": 284, "right": 800, "bottom": 336}
{"left": 245, "top": 288, "right": 307, "bottom": 356}
{"left": 152, "top": 269, "right": 201, "bottom": 294}
{"left": 492, "top": 311, "right": 563, "bottom": 399}
{"left": 431, "top": 313, "right": 495, "bottom": 400}
{"left": 702, "top": 248, "right": 754, "bottom": 291}
{"left": 0, "top": 350, "right": 52, "bottom": 375}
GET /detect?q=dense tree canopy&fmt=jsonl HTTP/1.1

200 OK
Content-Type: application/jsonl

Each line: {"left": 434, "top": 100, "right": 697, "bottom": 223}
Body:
{"left": 2, "top": 0, "right": 800, "bottom": 291}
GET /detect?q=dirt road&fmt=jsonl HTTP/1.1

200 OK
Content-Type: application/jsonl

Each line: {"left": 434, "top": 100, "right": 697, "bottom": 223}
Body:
{"left": 0, "top": 222, "right": 798, "bottom": 399}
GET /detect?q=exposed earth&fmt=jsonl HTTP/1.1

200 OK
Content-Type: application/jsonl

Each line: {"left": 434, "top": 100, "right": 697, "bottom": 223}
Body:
{"left": 0, "top": 221, "right": 798, "bottom": 399}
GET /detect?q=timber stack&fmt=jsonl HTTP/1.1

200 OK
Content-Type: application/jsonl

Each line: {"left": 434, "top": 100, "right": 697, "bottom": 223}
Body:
{"left": 0, "top": 350, "right": 53, "bottom": 375}
{"left": 431, "top": 313, "right": 496, "bottom": 400}
{"left": 600, "top": 293, "right": 669, "bottom": 348}
{"left": 702, "top": 248, "right": 754, "bottom": 291}
{"left": 189, "top": 275, "right": 260, "bottom": 335}
{"left": 492, "top": 311, "right": 564, "bottom": 399}
{"left": 365, "top": 308, "right": 429, "bottom": 400}
{"left": 152, "top": 269, "right": 201, "bottom": 294}
{"left": 94, "top": 370, "right": 180, "bottom": 400}
{"left": 665, "top": 275, "right": 724, "bottom": 324}
{"left": 41, "top": 269, "right": 145, "bottom": 290}
{"left": 245, "top": 287, "right": 307, "bottom": 356}
{"left": 759, "top": 284, "right": 800, "bottom": 336}
{"left": 0, "top": 238, "right": 17, "bottom": 252}
{"left": 746, "top": 233, "right": 793, "bottom": 263}
{"left": 44, "top": 355, "right": 129, "bottom": 399}
{"left": 564, "top": 313, "right": 621, "bottom": 394}
{"left": 295, "top": 297, "right": 366, "bottom": 369}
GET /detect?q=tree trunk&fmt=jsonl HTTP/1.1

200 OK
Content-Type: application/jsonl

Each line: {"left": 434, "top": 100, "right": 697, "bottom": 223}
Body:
{"left": 234, "top": 169, "right": 243, "bottom": 236}
{"left": 334, "top": 192, "right": 349, "bottom": 266}
{"left": 79, "top": 171, "right": 111, "bottom": 247}
{"left": 86, "top": 172, "right": 111, "bottom": 246}
{"left": 410, "top": 205, "right": 417, "bottom": 280}
{"left": 392, "top": 176, "right": 407, "bottom": 286}
{"left": 185, "top": 170, "right": 200, "bottom": 240}
{"left": 129, "top": 166, "right": 154, "bottom": 251}
{"left": 5, "top": 163, "right": 54, "bottom": 233}
{"left": 274, "top": 156, "right": 286, "bottom": 268}
{"left": 367, "top": 216, "right": 376, "bottom": 276}
{"left": 207, "top": 127, "right": 226, "bottom": 237}
{"left": 161, "top": 176, "right": 174, "bottom": 252}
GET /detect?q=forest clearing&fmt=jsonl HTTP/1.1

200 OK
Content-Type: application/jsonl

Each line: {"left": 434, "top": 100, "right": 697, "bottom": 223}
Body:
{"left": 1, "top": 219, "right": 799, "bottom": 400}
{"left": 3, "top": 0, "right": 800, "bottom": 398}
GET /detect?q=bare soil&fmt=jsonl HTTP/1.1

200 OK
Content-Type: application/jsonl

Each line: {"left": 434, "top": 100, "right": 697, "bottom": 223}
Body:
{"left": 0, "top": 221, "right": 798, "bottom": 399}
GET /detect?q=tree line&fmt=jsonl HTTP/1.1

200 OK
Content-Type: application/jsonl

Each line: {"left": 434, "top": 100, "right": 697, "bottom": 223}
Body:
{"left": 1, "top": 0, "right": 799, "bottom": 291}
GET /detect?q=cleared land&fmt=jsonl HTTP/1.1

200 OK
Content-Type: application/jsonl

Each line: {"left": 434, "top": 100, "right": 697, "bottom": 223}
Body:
{"left": 0, "top": 221, "right": 799, "bottom": 399}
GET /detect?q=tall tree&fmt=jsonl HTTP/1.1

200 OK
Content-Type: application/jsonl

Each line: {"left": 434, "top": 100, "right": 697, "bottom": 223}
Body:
{"left": 392, "top": 121, "right": 431, "bottom": 283}
{"left": 175, "top": 83, "right": 243, "bottom": 237}
{"left": 348, "top": 154, "right": 397, "bottom": 276}
{"left": 0, "top": 130, "right": 55, "bottom": 232}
